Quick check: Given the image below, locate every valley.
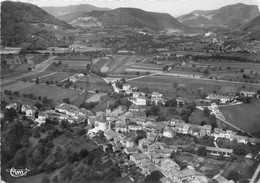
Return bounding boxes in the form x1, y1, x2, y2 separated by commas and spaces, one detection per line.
1, 1, 260, 183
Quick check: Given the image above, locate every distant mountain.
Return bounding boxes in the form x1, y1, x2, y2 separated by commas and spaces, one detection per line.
68, 8, 185, 30
42, 4, 110, 19
241, 15, 260, 31
1, 1, 72, 48
177, 3, 259, 28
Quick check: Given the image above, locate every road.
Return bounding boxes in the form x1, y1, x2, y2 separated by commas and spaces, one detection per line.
1, 56, 57, 85
114, 71, 260, 86
250, 163, 260, 183
34, 56, 57, 72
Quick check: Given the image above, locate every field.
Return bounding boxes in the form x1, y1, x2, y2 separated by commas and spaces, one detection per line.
86, 93, 106, 102
71, 92, 94, 106
18, 71, 54, 81
39, 72, 74, 83
19, 85, 81, 104
220, 102, 260, 138
190, 109, 211, 125
127, 75, 260, 98
1, 82, 35, 91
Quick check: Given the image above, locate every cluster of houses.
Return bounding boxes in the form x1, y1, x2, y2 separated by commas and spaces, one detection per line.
4, 103, 93, 125
3, 98, 259, 183
206, 94, 236, 104
103, 77, 166, 106
67, 73, 85, 83
82, 101, 260, 182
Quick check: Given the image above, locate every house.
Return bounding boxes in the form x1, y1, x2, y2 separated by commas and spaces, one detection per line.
128, 125, 142, 131
212, 174, 235, 183
129, 103, 145, 112
151, 92, 162, 98
124, 147, 139, 154
133, 92, 140, 98
236, 135, 249, 144
6, 103, 18, 110
163, 128, 175, 138
55, 103, 79, 116
115, 122, 128, 133
104, 129, 118, 141
36, 111, 48, 124
160, 159, 181, 174
126, 138, 135, 147
155, 149, 174, 158
130, 153, 147, 165
106, 105, 127, 117
206, 146, 233, 157
240, 91, 255, 97
147, 132, 157, 143
136, 96, 147, 105
170, 118, 185, 126
139, 138, 149, 151
123, 84, 131, 91
170, 169, 199, 183
125, 89, 133, 95
21, 105, 37, 117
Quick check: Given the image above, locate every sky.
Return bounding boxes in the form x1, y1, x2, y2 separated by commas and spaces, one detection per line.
3, 0, 260, 16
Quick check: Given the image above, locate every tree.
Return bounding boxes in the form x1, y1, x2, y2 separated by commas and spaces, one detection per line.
135, 71, 140, 75
41, 176, 50, 183
200, 121, 207, 126
45, 81, 50, 85
52, 175, 59, 183
197, 146, 207, 156
240, 68, 244, 73
97, 130, 104, 138
145, 71, 150, 75
36, 77, 39, 84
79, 149, 89, 159
144, 170, 163, 183
233, 144, 249, 156
4, 108, 17, 121
173, 82, 178, 88
162, 65, 169, 71
13, 91, 19, 96
73, 85, 77, 89
32, 127, 41, 138
63, 98, 70, 104
32, 148, 44, 166
60, 163, 74, 180
67, 152, 79, 164
167, 107, 179, 115
227, 66, 231, 70
209, 114, 217, 130
203, 107, 211, 117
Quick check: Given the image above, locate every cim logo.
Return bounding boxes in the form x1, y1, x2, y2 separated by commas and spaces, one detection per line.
6, 167, 30, 177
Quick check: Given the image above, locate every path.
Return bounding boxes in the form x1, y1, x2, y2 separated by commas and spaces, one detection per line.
34, 56, 57, 72
1, 56, 57, 85
126, 71, 162, 82
250, 163, 260, 183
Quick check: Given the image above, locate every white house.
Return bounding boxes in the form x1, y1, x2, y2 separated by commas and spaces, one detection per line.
133, 92, 140, 98
123, 84, 131, 91
6, 103, 18, 110
163, 128, 175, 138
36, 111, 48, 124
136, 96, 147, 105
21, 105, 37, 117
151, 92, 162, 98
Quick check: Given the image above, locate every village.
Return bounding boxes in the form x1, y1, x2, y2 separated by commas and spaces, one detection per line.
2, 77, 260, 183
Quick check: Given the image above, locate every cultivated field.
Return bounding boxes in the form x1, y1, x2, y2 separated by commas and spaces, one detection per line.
39, 72, 74, 83
220, 102, 260, 138
19, 85, 81, 104
1, 82, 35, 91
86, 93, 106, 102
128, 75, 260, 97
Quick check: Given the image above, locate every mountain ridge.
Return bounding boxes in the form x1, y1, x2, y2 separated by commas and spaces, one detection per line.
64, 7, 186, 30
177, 3, 259, 28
